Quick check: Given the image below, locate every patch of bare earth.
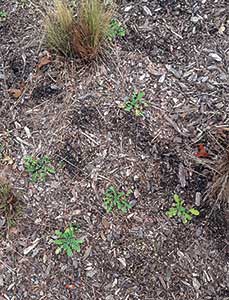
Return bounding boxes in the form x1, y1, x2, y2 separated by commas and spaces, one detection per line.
0, 0, 228, 299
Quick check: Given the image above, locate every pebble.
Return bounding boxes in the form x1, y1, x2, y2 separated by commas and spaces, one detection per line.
86, 269, 97, 278
199, 76, 208, 83
139, 74, 146, 81
143, 6, 152, 16
0, 275, 4, 287
191, 16, 200, 23
124, 6, 132, 12
195, 226, 202, 238
192, 277, 201, 290
0, 217, 5, 228
106, 296, 114, 300
159, 73, 166, 83
209, 53, 222, 62
195, 192, 201, 206
165, 64, 182, 79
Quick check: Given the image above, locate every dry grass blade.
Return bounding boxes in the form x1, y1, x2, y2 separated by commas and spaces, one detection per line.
210, 150, 229, 203
0, 179, 19, 229
45, 0, 74, 56
72, 0, 113, 59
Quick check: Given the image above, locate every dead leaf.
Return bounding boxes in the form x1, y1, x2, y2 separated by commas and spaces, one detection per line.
8, 83, 25, 99
65, 284, 76, 289
134, 189, 140, 198
2, 155, 14, 165
102, 217, 110, 229
83, 245, 92, 260
219, 23, 225, 34
23, 238, 40, 255
194, 144, 209, 158
9, 227, 18, 235
8, 88, 22, 98
37, 54, 51, 69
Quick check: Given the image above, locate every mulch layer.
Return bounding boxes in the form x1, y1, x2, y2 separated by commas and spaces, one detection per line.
0, 0, 228, 299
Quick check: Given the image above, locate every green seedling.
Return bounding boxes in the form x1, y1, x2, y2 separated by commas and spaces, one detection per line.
103, 186, 132, 213
53, 226, 84, 257
0, 10, 7, 20
24, 155, 55, 182
122, 91, 147, 116
107, 19, 125, 40
166, 194, 200, 224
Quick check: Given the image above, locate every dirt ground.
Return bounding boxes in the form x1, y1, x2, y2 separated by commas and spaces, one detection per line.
0, 0, 228, 299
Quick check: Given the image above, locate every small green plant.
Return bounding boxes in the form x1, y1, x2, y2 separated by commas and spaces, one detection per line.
0, 10, 7, 21
52, 226, 84, 256
24, 155, 55, 182
122, 91, 147, 117
166, 194, 200, 224
107, 19, 125, 40
103, 186, 132, 213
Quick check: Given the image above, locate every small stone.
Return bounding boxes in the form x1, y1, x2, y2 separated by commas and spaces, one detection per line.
195, 192, 201, 206
215, 102, 224, 109
117, 257, 127, 268
179, 163, 186, 188
72, 259, 78, 269
191, 16, 200, 23
106, 296, 114, 300
124, 6, 132, 12
192, 277, 201, 290
134, 189, 140, 198
86, 269, 97, 278
50, 84, 60, 90
209, 53, 222, 62
159, 73, 166, 83
129, 199, 137, 208
195, 227, 202, 237
0, 217, 5, 228
0, 275, 4, 287
219, 73, 227, 81
143, 6, 152, 16
199, 76, 208, 83
188, 73, 198, 82
139, 74, 146, 81
134, 175, 139, 182
166, 65, 182, 78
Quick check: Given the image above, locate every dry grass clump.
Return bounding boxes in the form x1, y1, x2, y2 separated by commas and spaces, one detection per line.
46, 0, 74, 56
210, 150, 229, 202
0, 179, 19, 229
45, 0, 113, 59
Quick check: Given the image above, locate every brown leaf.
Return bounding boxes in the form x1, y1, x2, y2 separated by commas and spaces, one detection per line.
8, 88, 23, 98
65, 284, 76, 289
194, 144, 209, 158
8, 83, 25, 99
37, 54, 51, 69
9, 226, 18, 235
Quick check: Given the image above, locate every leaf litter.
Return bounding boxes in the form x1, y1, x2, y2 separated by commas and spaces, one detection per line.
0, 0, 228, 299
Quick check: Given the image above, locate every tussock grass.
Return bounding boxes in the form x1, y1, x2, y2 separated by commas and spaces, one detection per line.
72, 0, 113, 59
0, 179, 19, 228
45, 0, 114, 59
211, 150, 229, 202
46, 0, 74, 56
